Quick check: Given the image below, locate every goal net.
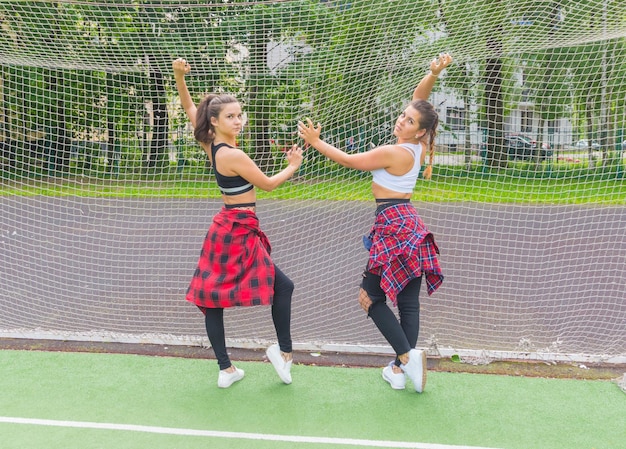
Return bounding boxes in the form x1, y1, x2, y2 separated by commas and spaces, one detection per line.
1, 0, 625, 364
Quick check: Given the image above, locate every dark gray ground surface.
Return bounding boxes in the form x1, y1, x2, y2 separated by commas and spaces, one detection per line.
1, 196, 625, 359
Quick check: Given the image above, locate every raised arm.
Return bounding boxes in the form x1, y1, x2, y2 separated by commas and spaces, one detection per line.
412, 53, 453, 101
172, 58, 198, 127
228, 144, 304, 192
297, 119, 395, 172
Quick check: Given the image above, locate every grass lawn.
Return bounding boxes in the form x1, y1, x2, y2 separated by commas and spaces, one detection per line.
2, 160, 625, 205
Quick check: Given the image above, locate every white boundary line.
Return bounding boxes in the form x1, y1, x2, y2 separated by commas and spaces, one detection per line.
0, 416, 501, 449
1, 329, 625, 364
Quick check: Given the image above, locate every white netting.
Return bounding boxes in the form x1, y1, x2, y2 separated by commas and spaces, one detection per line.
1, 0, 625, 363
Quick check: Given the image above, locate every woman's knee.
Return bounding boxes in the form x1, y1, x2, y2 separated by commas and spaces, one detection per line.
275, 275, 294, 298
396, 277, 422, 316
359, 271, 386, 313
358, 288, 373, 313
274, 265, 294, 293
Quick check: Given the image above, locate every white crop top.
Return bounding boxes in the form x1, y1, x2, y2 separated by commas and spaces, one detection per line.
371, 143, 422, 193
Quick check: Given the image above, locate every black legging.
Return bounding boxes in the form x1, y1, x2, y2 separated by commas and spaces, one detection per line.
204, 264, 294, 370
361, 271, 422, 366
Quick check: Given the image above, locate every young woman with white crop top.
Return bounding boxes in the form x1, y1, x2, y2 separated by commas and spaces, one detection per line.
173, 58, 303, 389
298, 53, 452, 393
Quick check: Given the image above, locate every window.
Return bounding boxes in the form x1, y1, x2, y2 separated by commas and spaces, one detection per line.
547, 119, 559, 134
447, 107, 465, 129
521, 110, 533, 133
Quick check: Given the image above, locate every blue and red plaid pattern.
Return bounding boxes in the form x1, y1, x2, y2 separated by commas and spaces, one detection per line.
186, 208, 275, 309
366, 203, 443, 304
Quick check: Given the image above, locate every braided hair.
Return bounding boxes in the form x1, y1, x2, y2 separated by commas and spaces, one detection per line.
409, 99, 438, 180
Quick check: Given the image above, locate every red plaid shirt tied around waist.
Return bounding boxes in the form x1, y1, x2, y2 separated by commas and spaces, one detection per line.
366, 203, 444, 304
186, 208, 275, 309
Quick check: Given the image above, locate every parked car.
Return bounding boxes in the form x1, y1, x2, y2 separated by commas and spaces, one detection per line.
574, 139, 600, 150
505, 134, 553, 161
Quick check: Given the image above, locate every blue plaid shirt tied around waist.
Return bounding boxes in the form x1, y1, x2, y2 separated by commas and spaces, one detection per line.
366, 203, 443, 305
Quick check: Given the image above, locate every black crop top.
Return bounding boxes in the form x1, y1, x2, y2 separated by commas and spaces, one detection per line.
211, 142, 253, 196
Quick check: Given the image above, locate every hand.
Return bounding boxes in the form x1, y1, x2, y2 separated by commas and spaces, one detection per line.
297, 118, 322, 145
172, 58, 191, 76
422, 165, 432, 180
284, 143, 304, 169
430, 53, 453, 76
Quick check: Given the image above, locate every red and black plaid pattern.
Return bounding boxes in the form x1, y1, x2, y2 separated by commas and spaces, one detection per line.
186, 208, 275, 309
366, 203, 444, 304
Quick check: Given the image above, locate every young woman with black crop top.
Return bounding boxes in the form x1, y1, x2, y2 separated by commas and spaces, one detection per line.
298, 53, 452, 393
173, 58, 303, 388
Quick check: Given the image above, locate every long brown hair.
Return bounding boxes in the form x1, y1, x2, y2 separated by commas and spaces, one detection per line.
409, 99, 438, 180
194, 93, 239, 144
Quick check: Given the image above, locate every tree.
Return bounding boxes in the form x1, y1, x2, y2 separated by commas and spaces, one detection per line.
146, 67, 169, 170
226, 1, 334, 170
298, 0, 439, 159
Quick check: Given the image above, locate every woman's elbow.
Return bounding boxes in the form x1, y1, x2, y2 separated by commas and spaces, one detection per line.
255, 180, 278, 192
342, 160, 366, 171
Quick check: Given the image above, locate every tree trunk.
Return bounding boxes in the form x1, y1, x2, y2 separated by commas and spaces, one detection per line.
0, 67, 5, 142
48, 69, 72, 175
533, 116, 545, 170
147, 68, 169, 172
586, 98, 595, 168
106, 72, 116, 174
484, 31, 506, 169
462, 64, 472, 168
248, 25, 273, 172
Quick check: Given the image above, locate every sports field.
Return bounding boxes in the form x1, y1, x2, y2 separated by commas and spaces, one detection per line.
1, 348, 624, 449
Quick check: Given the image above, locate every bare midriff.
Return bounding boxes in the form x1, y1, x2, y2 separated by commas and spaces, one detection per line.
371, 182, 412, 202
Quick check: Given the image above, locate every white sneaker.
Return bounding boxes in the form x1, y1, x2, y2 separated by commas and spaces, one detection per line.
266, 344, 292, 384
217, 367, 244, 388
400, 349, 427, 393
382, 361, 406, 390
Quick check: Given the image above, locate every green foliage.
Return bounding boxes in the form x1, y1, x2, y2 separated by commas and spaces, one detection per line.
1, 0, 625, 180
